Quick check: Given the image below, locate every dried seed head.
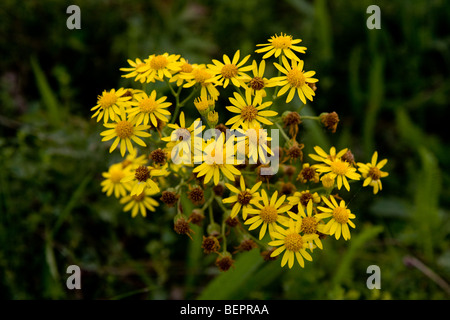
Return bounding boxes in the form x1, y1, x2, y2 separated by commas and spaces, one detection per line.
134, 166, 150, 182
215, 252, 235, 272
189, 209, 205, 226
225, 216, 239, 228
320, 112, 340, 133
341, 149, 356, 166
160, 190, 179, 207
173, 215, 194, 240
286, 143, 304, 162
201, 236, 220, 254
150, 148, 167, 165
280, 182, 296, 196
234, 239, 258, 253
188, 186, 205, 205
212, 183, 225, 197
261, 248, 278, 261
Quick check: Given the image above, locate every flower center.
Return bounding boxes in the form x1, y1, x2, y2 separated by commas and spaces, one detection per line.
237, 191, 253, 205
150, 55, 168, 70
301, 167, 316, 181
249, 77, 265, 91
139, 98, 158, 113
301, 217, 317, 234
132, 192, 146, 202
175, 128, 191, 141
287, 69, 306, 88
241, 105, 258, 122
271, 35, 292, 49
99, 92, 117, 109
284, 233, 303, 251
192, 68, 211, 84
368, 167, 381, 180
110, 168, 125, 184
115, 121, 134, 139
260, 206, 278, 224
134, 165, 150, 182
180, 62, 193, 73
299, 192, 313, 207
221, 64, 238, 79
333, 207, 349, 224
330, 160, 350, 176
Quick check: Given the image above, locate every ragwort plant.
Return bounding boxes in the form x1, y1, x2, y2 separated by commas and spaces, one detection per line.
92, 33, 389, 270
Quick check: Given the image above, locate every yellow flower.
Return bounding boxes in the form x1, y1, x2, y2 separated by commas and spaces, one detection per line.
272, 56, 318, 104
121, 164, 168, 196
234, 125, 272, 165
91, 88, 132, 123
193, 96, 214, 116
357, 151, 389, 194
316, 195, 356, 240
120, 189, 159, 218
268, 218, 318, 268
288, 200, 326, 249
245, 190, 292, 240
309, 146, 347, 163
315, 158, 361, 191
222, 176, 262, 220
100, 112, 151, 157
225, 90, 277, 130
101, 163, 133, 198
120, 149, 148, 169
120, 58, 149, 83
127, 90, 172, 127
169, 58, 197, 86
255, 33, 307, 61
287, 190, 320, 207
242, 60, 279, 105
138, 53, 182, 83
179, 64, 220, 101
162, 111, 204, 165
208, 50, 253, 88
192, 133, 241, 185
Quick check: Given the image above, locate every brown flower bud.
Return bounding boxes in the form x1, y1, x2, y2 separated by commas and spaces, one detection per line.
320, 112, 339, 133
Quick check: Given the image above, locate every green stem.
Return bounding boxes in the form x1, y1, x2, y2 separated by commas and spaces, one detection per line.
275, 121, 290, 142
300, 115, 319, 120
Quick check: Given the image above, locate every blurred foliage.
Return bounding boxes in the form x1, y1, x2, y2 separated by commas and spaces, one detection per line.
1, 0, 449, 299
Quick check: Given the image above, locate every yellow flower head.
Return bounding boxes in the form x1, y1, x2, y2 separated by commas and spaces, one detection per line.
255, 33, 307, 61
169, 58, 197, 86
208, 50, 253, 88
245, 190, 292, 240
91, 88, 132, 123
127, 90, 172, 127
225, 90, 277, 130
268, 218, 318, 268
120, 58, 149, 83
100, 112, 151, 157
179, 64, 220, 101
272, 56, 318, 104
121, 164, 168, 196
316, 195, 356, 240
120, 188, 159, 218
242, 60, 279, 105
357, 151, 389, 194
223, 176, 262, 220
101, 163, 133, 198
138, 53, 182, 83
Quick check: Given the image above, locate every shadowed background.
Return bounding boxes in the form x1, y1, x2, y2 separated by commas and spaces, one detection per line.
0, 0, 449, 299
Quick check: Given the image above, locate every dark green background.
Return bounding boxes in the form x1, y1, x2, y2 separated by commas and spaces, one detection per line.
0, 0, 449, 299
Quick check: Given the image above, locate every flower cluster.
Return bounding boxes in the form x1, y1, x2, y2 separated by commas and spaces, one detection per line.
92, 33, 389, 270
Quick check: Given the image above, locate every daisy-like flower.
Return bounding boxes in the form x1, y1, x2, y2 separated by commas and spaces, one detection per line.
120, 149, 148, 169
138, 53, 182, 83
121, 164, 168, 196
208, 50, 253, 88
242, 60, 279, 105
120, 58, 149, 83
101, 163, 133, 198
268, 218, 318, 268
234, 125, 272, 165
255, 33, 307, 61
357, 151, 389, 194
192, 133, 241, 185
225, 90, 277, 130
316, 195, 356, 240
287, 190, 320, 208
289, 200, 326, 249
162, 111, 204, 165
120, 189, 159, 218
100, 112, 151, 157
179, 64, 220, 101
272, 56, 318, 104
91, 88, 132, 123
245, 190, 292, 240
309, 146, 347, 163
169, 58, 197, 87
222, 175, 262, 220
315, 157, 361, 191
127, 90, 172, 127
297, 163, 320, 184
